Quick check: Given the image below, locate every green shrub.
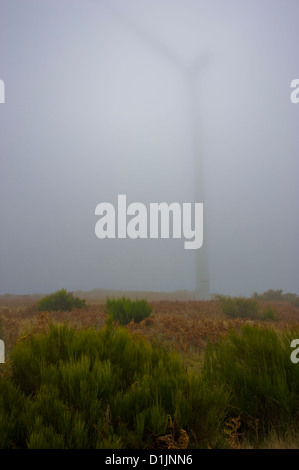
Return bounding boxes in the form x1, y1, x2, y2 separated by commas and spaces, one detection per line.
0, 376, 28, 448
0, 321, 229, 449
219, 297, 258, 319
253, 289, 283, 301
260, 306, 278, 322
253, 289, 299, 306
37, 289, 86, 312
105, 297, 152, 325
290, 296, 299, 308
203, 324, 299, 441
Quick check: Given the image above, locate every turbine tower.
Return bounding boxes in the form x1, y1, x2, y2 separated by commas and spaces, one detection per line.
101, 1, 210, 300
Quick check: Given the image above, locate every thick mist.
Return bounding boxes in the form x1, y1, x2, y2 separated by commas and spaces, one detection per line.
0, 0, 298, 296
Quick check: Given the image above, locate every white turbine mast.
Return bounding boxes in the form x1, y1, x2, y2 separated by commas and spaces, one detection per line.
101, 1, 211, 300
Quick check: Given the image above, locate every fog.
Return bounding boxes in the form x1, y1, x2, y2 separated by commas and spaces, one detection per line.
0, 0, 298, 297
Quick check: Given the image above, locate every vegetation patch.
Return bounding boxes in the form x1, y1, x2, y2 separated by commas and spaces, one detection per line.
105, 297, 152, 325
37, 289, 86, 312
1, 295, 299, 449
218, 296, 258, 319
0, 319, 229, 449
203, 323, 299, 444
253, 289, 299, 307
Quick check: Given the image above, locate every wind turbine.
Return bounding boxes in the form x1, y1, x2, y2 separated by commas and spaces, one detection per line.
100, 1, 211, 300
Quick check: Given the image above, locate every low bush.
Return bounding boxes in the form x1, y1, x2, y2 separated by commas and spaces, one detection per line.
37, 289, 86, 312
253, 289, 299, 306
252, 289, 283, 301
0, 320, 229, 449
260, 306, 278, 322
290, 297, 299, 308
105, 297, 152, 325
203, 324, 299, 442
219, 297, 258, 319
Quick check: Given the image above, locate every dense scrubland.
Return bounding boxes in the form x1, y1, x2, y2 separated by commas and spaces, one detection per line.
0, 290, 299, 449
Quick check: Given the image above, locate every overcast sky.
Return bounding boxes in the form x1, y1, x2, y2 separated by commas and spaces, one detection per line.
0, 0, 298, 297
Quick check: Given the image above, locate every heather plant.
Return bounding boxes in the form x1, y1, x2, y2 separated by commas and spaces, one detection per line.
260, 306, 278, 322
252, 289, 283, 301
0, 319, 229, 449
253, 289, 299, 306
37, 289, 86, 312
290, 296, 299, 308
105, 296, 152, 324
219, 296, 258, 319
203, 324, 299, 442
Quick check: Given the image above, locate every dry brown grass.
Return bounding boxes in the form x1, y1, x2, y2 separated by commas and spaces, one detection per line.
242, 428, 299, 449
0, 296, 298, 449
1, 298, 298, 360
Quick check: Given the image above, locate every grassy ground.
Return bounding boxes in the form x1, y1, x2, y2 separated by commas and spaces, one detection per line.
1, 297, 299, 448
